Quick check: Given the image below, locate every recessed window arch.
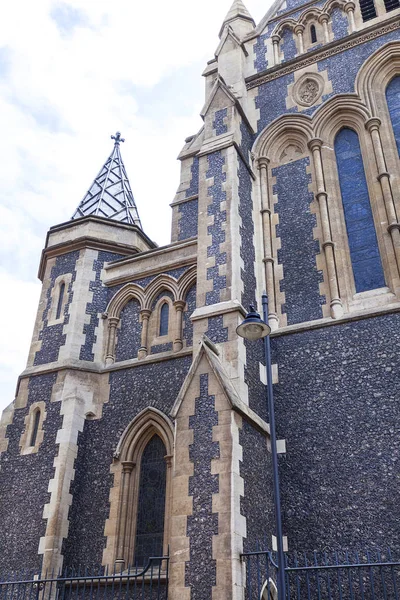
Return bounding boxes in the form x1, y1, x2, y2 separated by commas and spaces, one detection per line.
30, 409, 41, 447
334, 127, 385, 293
386, 76, 400, 157
310, 24, 317, 43
159, 303, 169, 337
55, 282, 66, 320
106, 409, 173, 570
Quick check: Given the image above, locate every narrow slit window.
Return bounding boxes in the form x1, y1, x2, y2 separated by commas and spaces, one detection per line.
159, 303, 169, 337
310, 24, 317, 43
30, 410, 41, 447
56, 282, 65, 320
359, 0, 377, 20
383, 0, 400, 11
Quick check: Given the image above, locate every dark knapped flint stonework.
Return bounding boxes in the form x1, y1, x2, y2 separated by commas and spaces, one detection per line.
186, 157, 199, 198
63, 357, 192, 569
0, 373, 60, 575
331, 8, 349, 39
272, 313, 400, 552
206, 151, 227, 306
238, 153, 267, 418
213, 108, 228, 136
186, 374, 219, 600
80, 251, 125, 362
206, 316, 228, 344
178, 199, 199, 241
115, 299, 142, 362
240, 421, 273, 553
281, 29, 297, 62
34, 251, 80, 366
273, 157, 325, 325
256, 31, 400, 133
183, 284, 196, 348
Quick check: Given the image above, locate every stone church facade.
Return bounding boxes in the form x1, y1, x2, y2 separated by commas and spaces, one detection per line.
0, 0, 400, 598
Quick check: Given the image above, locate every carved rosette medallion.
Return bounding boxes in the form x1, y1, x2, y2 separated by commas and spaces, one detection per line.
293, 73, 325, 107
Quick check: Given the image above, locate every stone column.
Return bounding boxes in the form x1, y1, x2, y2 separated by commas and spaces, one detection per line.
115, 461, 135, 570
319, 13, 330, 42
344, 1, 356, 32
173, 301, 186, 352
138, 309, 151, 360
272, 35, 281, 66
308, 139, 344, 318
366, 118, 400, 275
105, 317, 120, 365
258, 158, 279, 330
294, 25, 305, 54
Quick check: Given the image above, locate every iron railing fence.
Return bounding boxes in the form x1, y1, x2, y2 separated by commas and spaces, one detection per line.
0, 557, 169, 600
242, 548, 400, 600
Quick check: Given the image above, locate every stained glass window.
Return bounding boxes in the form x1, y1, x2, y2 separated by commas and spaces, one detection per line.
30, 410, 41, 447
56, 283, 65, 320
335, 128, 385, 293
134, 435, 167, 566
159, 303, 169, 337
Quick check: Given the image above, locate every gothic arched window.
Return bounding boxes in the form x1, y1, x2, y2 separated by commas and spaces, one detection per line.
386, 76, 400, 157
30, 409, 41, 447
56, 282, 65, 320
159, 303, 169, 337
310, 24, 317, 43
134, 435, 167, 566
335, 128, 385, 293
359, 0, 377, 20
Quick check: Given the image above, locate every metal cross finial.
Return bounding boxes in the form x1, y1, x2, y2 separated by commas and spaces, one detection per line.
111, 131, 125, 145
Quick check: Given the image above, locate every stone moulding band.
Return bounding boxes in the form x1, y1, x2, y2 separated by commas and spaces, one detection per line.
246, 18, 400, 90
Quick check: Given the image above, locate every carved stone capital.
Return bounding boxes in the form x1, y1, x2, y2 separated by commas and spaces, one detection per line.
140, 309, 152, 320
257, 157, 270, 170
344, 1, 356, 11
308, 137, 324, 152
108, 317, 120, 328
365, 117, 382, 132
173, 300, 187, 311
294, 24, 305, 35
122, 461, 135, 474
272, 35, 281, 44
318, 12, 330, 23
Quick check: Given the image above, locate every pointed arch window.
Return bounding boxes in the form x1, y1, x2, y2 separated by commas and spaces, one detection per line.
159, 303, 169, 337
310, 24, 317, 43
56, 282, 65, 320
386, 76, 400, 157
30, 409, 41, 447
335, 128, 385, 293
134, 435, 167, 566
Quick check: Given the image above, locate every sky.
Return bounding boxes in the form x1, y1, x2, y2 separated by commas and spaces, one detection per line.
0, 0, 272, 416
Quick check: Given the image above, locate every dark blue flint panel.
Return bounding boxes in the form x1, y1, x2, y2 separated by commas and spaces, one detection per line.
115, 299, 142, 362
335, 128, 385, 293
386, 76, 400, 157
273, 157, 325, 325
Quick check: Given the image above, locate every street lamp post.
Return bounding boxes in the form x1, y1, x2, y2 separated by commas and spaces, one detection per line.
236, 293, 286, 600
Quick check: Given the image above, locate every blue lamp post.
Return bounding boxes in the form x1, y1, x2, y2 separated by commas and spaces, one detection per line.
236, 293, 286, 600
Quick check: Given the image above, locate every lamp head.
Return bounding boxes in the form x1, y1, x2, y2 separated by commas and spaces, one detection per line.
236, 305, 271, 341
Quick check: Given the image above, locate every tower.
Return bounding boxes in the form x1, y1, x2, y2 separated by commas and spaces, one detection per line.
1, 0, 400, 599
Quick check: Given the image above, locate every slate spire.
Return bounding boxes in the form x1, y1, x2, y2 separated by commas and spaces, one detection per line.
71, 132, 142, 228
219, 0, 255, 36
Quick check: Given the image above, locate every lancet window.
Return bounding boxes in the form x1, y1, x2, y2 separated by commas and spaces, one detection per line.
56, 282, 65, 320
159, 303, 169, 337
30, 409, 41, 447
334, 128, 385, 293
310, 24, 317, 43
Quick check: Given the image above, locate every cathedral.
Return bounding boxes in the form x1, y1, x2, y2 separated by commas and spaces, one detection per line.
1, 0, 400, 598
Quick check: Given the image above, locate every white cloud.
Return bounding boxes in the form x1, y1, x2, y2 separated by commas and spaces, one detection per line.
0, 0, 271, 415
